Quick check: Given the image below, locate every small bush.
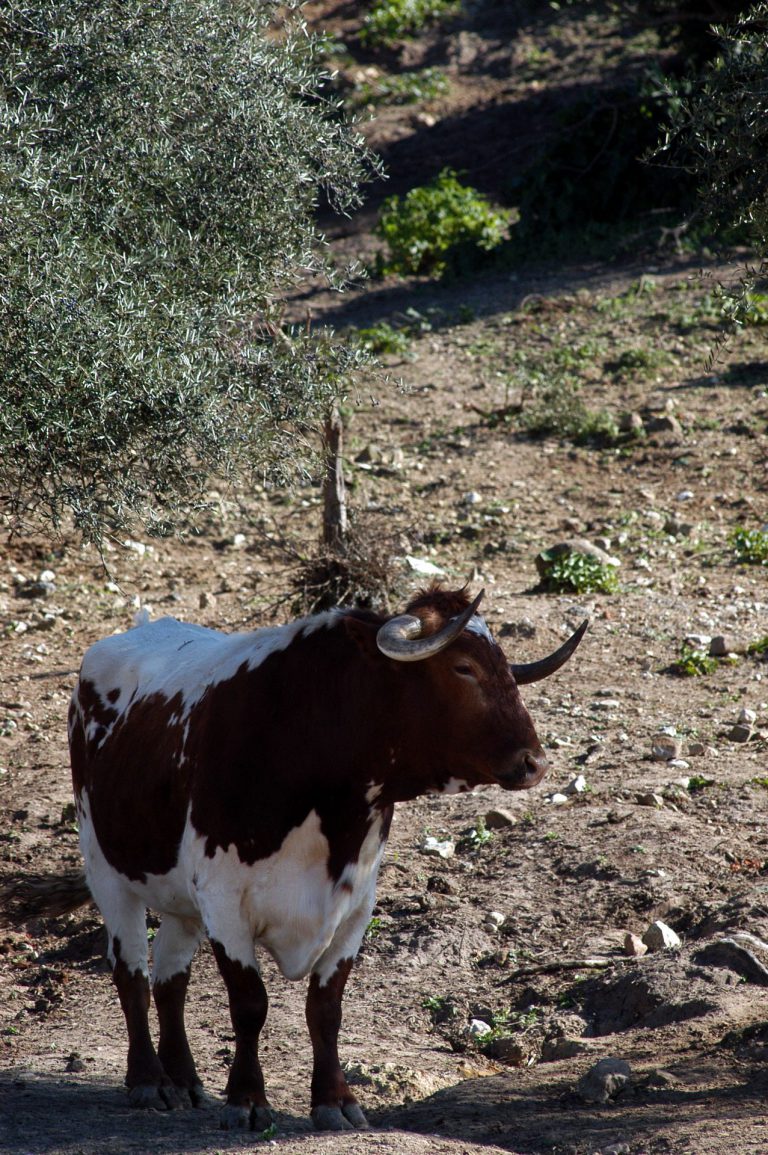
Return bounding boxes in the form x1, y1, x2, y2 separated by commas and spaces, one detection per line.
360, 0, 461, 48
375, 169, 512, 278
732, 527, 768, 566
351, 67, 449, 107
352, 321, 412, 355
672, 645, 718, 677
539, 552, 619, 594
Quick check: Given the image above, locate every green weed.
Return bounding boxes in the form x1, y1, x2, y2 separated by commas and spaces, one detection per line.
376, 168, 511, 278
672, 645, 718, 677
360, 0, 461, 48
539, 552, 619, 594
353, 321, 412, 355
732, 527, 768, 566
352, 67, 449, 107
748, 636, 768, 657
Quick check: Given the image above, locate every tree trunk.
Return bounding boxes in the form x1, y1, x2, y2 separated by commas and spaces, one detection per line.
322, 405, 347, 551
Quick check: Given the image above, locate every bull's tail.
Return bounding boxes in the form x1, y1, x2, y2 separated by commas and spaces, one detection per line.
0, 870, 92, 927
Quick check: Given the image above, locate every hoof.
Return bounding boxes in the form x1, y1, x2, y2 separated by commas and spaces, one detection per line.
312, 1103, 370, 1131
128, 1082, 184, 1110
188, 1082, 217, 1109
220, 1102, 274, 1131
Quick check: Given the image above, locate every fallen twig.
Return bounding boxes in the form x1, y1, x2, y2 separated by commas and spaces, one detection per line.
497, 956, 620, 986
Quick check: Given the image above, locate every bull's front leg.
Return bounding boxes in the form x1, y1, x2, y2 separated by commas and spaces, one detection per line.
210, 940, 274, 1131
306, 956, 370, 1131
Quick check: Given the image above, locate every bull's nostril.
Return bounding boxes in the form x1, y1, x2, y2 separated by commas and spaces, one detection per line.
523, 750, 548, 781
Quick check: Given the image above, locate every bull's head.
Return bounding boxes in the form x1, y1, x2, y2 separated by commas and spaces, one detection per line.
373, 588, 587, 794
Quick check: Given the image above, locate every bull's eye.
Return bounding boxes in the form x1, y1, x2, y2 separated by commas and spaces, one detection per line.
454, 662, 477, 679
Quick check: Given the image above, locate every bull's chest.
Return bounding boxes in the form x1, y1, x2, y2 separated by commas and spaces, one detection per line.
184, 808, 387, 981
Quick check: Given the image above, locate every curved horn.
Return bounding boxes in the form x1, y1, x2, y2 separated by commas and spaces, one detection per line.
377, 590, 485, 663
510, 619, 589, 685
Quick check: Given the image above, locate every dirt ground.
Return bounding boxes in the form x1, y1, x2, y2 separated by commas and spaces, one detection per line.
2, 4, 768, 1155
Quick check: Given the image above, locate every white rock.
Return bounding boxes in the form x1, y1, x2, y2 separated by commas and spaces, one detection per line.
549, 793, 569, 806
406, 556, 446, 576
484, 911, 505, 929
668, 758, 690, 770
38, 569, 56, 583
738, 707, 757, 725
467, 1019, 493, 1039
421, 836, 455, 859
564, 775, 588, 795
123, 539, 147, 556
642, 921, 681, 951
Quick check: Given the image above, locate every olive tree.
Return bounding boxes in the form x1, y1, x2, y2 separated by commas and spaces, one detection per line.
658, 3, 768, 318
0, 0, 377, 543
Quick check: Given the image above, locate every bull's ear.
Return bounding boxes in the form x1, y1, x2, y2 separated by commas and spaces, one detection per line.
343, 615, 382, 661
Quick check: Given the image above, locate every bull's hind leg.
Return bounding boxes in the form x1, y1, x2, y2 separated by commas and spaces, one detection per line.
151, 913, 208, 1107
210, 940, 274, 1131
99, 891, 184, 1109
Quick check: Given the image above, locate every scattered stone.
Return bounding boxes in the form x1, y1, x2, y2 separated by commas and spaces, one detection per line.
637, 793, 664, 808
461, 491, 482, 506
623, 933, 648, 958
728, 723, 753, 743
642, 921, 681, 952
667, 758, 690, 771
693, 933, 768, 985
549, 793, 569, 806
199, 591, 213, 609
651, 734, 682, 761
577, 1057, 632, 1104
564, 775, 588, 795
688, 742, 707, 757
709, 635, 748, 657
738, 707, 757, 725
484, 1036, 526, 1065
65, 1053, 85, 1073
484, 808, 516, 829
467, 1019, 492, 1039
541, 1036, 589, 1061
645, 413, 682, 437
619, 411, 644, 434
499, 617, 536, 639
421, 836, 455, 859
684, 633, 712, 649
483, 911, 506, 931
592, 699, 621, 711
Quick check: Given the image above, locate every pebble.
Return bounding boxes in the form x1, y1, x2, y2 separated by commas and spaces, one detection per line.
483, 910, 505, 930
623, 933, 648, 958
564, 775, 588, 795
710, 635, 747, 657
728, 723, 753, 743
651, 734, 682, 761
421, 836, 455, 859
687, 742, 707, 757
484, 808, 516, 829
738, 707, 757, 725
549, 793, 569, 806
667, 758, 690, 771
577, 1057, 632, 1104
642, 920, 681, 951
684, 633, 712, 649
592, 699, 621, 711
199, 591, 213, 609
14, 581, 55, 600
467, 1019, 492, 1039
637, 793, 664, 808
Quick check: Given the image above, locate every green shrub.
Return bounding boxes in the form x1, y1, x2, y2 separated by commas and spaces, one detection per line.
732, 527, 768, 565
353, 321, 412, 355
672, 645, 718, 677
360, 0, 461, 48
351, 67, 450, 107
376, 169, 512, 278
539, 552, 620, 594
